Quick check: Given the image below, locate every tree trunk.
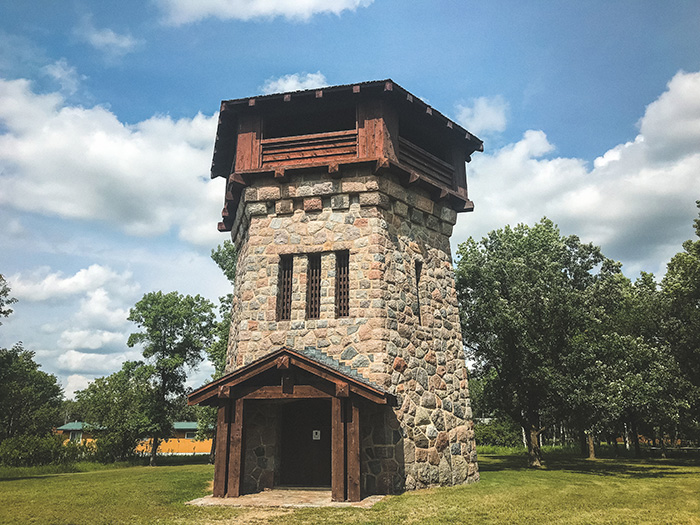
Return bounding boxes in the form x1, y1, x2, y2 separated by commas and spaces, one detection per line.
586, 432, 596, 459
623, 423, 630, 450
149, 436, 160, 466
579, 431, 587, 456
630, 419, 642, 458
524, 425, 543, 467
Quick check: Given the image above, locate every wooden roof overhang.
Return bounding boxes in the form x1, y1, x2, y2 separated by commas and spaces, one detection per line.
210, 79, 484, 232
188, 347, 395, 407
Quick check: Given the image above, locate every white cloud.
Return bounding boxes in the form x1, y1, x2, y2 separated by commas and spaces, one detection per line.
455, 95, 508, 137
9, 264, 137, 302
58, 329, 126, 351
64, 374, 91, 399
260, 71, 328, 95
74, 17, 142, 59
455, 70, 700, 278
42, 58, 84, 96
75, 288, 131, 330
157, 0, 373, 25
0, 78, 223, 246
57, 348, 142, 374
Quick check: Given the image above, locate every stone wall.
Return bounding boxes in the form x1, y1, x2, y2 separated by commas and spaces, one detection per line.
242, 401, 279, 494
227, 165, 478, 492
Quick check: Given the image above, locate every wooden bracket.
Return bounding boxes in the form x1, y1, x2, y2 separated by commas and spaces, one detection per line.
276, 355, 290, 370
335, 382, 349, 398
218, 385, 231, 398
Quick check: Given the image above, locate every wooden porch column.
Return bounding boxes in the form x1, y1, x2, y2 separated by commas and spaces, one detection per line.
331, 396, 346, 502
347, 398, 361, 502
213, 399, 230, 497
226, 397, 244, 497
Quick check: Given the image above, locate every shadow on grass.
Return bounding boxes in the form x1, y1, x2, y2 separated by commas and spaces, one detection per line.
479, 453, 700, 479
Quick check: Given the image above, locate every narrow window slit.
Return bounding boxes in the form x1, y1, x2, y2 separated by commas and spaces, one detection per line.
306, 253, 322, 319
415, 260, 423, 325
277, 255, 293, 321
335, 250, 349, 317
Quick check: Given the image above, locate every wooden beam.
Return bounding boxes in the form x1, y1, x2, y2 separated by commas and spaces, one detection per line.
346, 398, 361, 502
331, 397, 345, 502
212, 399, 229, 497
226, 398, 243, 497
241, 385, 332, 400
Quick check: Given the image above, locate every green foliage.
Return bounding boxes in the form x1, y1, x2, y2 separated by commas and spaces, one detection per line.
456, 218, 608, 465
76, 361, 154, 462
663, 200, 700, 420
0, 274, 17, 323
210, 239, 237, 286
0, 343, 63, 440
127, 291, 215, 464
474, 418, 523, 447
0, 434, 92, 467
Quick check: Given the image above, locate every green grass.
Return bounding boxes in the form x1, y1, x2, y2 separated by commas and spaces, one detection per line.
1, 454, 699, 524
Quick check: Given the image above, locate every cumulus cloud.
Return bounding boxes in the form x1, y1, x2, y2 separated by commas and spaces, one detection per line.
260, 71, 328, 95
455, 95, 508, 137
74, 17, 142, 59
65, 374, 91, 399
157, 0, 373, 25
0, 78, 223, 246
57, 348, 142, 374
9, 264, 137, 302
58, 329, 126, 351
456, 70, 700, 278
42, 58, 84, 96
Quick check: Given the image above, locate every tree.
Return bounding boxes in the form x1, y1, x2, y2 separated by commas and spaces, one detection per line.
76, 361, 153, 461
0, 274, 17, 324
0, 343, 63, 440
456, 218, 607, 467
663, 201, 700, 429
127, 291, 215, 465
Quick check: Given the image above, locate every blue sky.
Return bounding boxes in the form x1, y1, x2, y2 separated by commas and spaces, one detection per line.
1, 0, 699, 398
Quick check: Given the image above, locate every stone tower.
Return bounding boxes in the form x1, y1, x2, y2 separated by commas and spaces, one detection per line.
190, 80, 482, 500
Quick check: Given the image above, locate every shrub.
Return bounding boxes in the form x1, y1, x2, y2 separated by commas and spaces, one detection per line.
0, 435, 94, 467
474, 418, 523, 447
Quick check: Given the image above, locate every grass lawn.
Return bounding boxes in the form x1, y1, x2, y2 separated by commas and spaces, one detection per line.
1, 454, 699, 524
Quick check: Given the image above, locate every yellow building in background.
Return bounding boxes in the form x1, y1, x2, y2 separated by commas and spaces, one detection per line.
56, 421, 212, 455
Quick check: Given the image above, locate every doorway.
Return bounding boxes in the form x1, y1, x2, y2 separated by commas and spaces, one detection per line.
279, 399, 331, 487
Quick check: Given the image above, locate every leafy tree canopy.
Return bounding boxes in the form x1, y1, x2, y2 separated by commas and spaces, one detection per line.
127, 291, 215, 465
0, 343, 63, 440
0, 274, 17, 325
456, 218, 610, 466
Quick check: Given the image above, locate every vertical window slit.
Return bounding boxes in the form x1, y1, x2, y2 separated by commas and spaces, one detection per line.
335, 250, 349, 317
306, 253, 321, 319
415, 260, 423, 325
277, 255, 293, 321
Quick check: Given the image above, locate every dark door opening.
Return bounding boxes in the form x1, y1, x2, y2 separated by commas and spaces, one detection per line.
279, 399, 332, 487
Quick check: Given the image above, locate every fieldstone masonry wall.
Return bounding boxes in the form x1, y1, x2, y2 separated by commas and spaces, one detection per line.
227, 164, 478, 492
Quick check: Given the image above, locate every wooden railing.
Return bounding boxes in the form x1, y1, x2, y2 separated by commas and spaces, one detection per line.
398, 137, 454, 188
261, 129, 358, 167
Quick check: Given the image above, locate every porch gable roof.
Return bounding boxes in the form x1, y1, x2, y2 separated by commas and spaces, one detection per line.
188, 346, 395, 407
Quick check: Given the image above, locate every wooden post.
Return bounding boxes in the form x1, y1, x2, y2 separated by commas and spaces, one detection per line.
331, 396, 346, 502
213, 399, 230, 497
227, 398, 244, 497
347, 398, 361, 502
